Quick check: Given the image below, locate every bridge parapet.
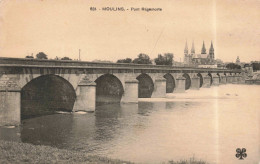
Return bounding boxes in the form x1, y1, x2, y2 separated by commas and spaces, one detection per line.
0, 57, 240, 74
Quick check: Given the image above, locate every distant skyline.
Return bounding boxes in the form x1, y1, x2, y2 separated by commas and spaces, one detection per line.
0, 0, 259, 63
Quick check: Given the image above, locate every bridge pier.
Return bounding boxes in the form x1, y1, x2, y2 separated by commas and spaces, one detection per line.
220, 75, 227, 84
202, 75, 211, 88
226, 75, 232, 83
152, 77, 166, 98
232, 75, 238, 84
237, 75, 242, 84
73, 78, 96, 112
231, 75, 235, 83
121, 77, 138, 103
174, 76, 186, 93
190, 75, 200, 90
212, 74, 220, 86
0, 75, 21, 126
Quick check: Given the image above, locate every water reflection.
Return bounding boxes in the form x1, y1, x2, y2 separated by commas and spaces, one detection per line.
138, 102, 154, 116
0, 85, 259, 164
94, 104, 123, 142
21, 114, 74, 147
0, 126, 21, 142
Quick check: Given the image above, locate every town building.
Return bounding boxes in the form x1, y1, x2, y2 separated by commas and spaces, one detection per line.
236, 56, 240, 64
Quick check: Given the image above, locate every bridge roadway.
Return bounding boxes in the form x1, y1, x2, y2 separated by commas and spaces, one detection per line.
0, 57, 242, 126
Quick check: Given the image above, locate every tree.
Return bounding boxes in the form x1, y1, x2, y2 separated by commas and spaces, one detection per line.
244, 64, 250, 68
154, 54, 164, 65
116, 58, 132, 63
132, 53, 152, 64
251, 62, 260, 71
61, 57, 72, 60
25, 55, 34, 59
154, 53, 174, 66
36, 52, 48, 59
226, 63, 241, 69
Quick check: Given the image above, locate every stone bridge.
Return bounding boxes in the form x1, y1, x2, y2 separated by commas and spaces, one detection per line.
0, 58, 242, 126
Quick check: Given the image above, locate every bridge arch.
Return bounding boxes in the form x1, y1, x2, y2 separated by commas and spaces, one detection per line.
208, 73, 213, 85
182, 73, 191, 90
197, 73, 203, 88
95, 74, 124, 106
163, 73, 175, 93
136, 73, 154, 98
21, 75, 76, 119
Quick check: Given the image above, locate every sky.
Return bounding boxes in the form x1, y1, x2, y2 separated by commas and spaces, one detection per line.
0, 0, 259, 63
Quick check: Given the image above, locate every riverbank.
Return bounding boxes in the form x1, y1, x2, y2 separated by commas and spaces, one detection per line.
0, 140, 207, 164
0, 140, 133, 164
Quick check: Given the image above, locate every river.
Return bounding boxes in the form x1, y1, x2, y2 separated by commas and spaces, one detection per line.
0, 84, 259, 164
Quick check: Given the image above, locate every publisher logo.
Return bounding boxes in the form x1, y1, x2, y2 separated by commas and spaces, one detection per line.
236, 148, 247, 160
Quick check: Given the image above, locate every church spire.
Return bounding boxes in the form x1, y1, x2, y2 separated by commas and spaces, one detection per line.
210, 41, 214, 51
184, 40, 188, 54
191, 40, 195, 54
201, 41, 206, 54
209, 41, 214, 59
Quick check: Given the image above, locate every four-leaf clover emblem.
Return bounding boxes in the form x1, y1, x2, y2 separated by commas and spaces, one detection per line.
236, 148, 247, 160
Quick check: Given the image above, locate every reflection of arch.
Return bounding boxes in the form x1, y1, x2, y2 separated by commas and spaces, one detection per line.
163, 73, 175, 93
138, 102, 154, 116
197, 73, 203, 88
208, 73, 213, 85
182, 73, 191, 90
21, 75, 76, 119
136, 73, 154, 98
95, 74, 124, 106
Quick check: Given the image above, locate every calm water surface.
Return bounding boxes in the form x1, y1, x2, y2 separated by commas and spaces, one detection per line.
1, 84, 260, 164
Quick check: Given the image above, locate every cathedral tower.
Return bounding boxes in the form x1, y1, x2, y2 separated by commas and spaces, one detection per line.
184, 40, 189, 64
191, 40, 195, 55
184, 40, 188, 55
209, 41, 214, 59
201, 41, 207, 54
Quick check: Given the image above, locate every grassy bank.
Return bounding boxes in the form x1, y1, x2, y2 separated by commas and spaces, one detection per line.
168, 158, 207, 164
0, 140, 133, 164
0, 140, 208, 164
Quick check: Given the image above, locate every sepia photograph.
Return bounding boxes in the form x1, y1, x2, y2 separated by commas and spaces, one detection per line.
0, 0, 260, 163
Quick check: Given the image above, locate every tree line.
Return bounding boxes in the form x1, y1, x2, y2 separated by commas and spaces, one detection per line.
225, 63, 241, 69
26, 52, 259, 70
117, 53, 174, 66
26, 52, 72, 60
225, 62, 260, 70
251, 62, 260, 71
26, 52, 175, 66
